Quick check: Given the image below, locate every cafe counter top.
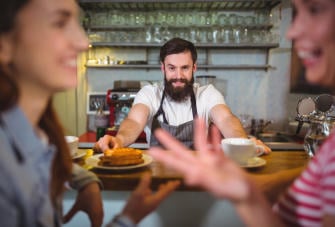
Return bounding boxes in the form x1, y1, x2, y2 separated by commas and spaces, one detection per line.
79, 131, 149, 149
74, 149, 310, 191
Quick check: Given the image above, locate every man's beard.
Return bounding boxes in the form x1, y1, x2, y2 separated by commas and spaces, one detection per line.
164, 74, 194, 102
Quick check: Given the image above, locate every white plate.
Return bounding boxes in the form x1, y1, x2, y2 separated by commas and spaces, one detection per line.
86, 153, 153, 171
240, 157, 266, 168
72, 149, 87, 160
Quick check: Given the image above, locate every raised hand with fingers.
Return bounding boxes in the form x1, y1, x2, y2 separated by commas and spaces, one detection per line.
120, 173, 180, 224
149, 117, 251, 202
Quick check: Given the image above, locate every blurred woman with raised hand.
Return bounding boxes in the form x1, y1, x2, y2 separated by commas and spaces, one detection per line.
149, 0, 335, 226
0, 0, 179, 226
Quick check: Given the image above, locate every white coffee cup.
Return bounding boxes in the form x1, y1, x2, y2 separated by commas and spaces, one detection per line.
221, 138, 264, 165
65, 136, 79, 156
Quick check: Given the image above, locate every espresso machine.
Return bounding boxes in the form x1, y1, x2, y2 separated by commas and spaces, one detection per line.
106, 80, 147, 142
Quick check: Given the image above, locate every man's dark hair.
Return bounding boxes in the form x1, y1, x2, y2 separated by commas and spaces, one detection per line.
160, 37, 197, 63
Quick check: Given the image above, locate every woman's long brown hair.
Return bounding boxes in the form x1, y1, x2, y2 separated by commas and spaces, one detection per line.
0, 0, 72, 206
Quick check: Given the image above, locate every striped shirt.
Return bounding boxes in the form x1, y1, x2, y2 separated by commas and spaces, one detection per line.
274, 132, 335, 226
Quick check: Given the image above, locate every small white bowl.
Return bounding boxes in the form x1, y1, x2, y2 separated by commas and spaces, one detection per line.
65, 136, 79, 156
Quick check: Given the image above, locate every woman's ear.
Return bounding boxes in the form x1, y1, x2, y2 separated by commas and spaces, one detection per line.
0, 34, 14, 64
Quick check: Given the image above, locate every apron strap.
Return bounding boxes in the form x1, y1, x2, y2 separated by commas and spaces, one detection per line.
153, 91, 168, 124
153, 87, 198, 124
190, 91, 198, 118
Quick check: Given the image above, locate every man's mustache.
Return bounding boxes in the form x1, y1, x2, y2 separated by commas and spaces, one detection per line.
169, 78, 188, 83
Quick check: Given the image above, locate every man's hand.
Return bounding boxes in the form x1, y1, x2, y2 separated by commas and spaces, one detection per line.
249, 137, 272, 154
121, 173, 180, 224
93, 135, 123, 152
63, 182, 103, 227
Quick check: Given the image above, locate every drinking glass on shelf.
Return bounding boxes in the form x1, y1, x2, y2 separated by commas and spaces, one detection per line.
153, 24, 162, 43
197, 12, 207, 26
189, 27, 198, 43
186, 12, 196, 26
127, 12, 136, 26
250, 30, 262, 43
166, 12, 175, 26
135, 12, 145, 26
255, 11, 270, 25
119, 31, 130, 43
161, 26, 172, 42
118, 12, 127, 26
179, 31, 190, 42
156, 11, 167, 25
241, 28, 250, 43
232, 27, 241, 44
176, 12, 184, 26
91, 12, 106, 26
227, 13, 237, 26
236, 15, 244, 26
198, 28, 207, 43
211, 26, 220, 44
221, 28, 232, 44
205, 13, 212, 26
108, 11, 120, 26
244, 16, 255, 25
145, 12, 155, 26
107, 31, 117, 43
210, 12, 219, 25
218, 13, 227, 26
205, 28, 214, 43
269, 33, 280, 43
145, 26, 153, 43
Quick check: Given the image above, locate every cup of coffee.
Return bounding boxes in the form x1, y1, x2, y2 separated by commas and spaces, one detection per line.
65, 136, 79, 156
221, 138, 264, 165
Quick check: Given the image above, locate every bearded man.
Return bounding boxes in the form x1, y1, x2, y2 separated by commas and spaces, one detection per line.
94, 38, 270, 152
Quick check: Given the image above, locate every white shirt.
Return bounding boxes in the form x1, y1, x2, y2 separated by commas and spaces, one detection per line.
133, 82, 225, 142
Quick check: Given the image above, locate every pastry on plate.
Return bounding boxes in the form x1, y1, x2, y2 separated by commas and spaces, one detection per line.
99, 147, 144, 166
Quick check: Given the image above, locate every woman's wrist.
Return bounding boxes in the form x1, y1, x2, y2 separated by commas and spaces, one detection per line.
110, 214, 135, 227
234, 181, 283, 227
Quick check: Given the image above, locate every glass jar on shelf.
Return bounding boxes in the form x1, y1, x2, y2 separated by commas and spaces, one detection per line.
152, 24, 162, 43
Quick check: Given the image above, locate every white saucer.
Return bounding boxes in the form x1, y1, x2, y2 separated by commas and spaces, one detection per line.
72, 149, 87, 160
240, 157, 266, 168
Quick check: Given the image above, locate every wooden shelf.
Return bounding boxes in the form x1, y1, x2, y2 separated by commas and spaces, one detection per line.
89, 42, 279, 49
79, 0, 281, 11
85, 64, 275, 70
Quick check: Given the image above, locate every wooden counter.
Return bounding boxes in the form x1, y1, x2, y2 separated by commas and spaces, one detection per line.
75, 150, 310, 191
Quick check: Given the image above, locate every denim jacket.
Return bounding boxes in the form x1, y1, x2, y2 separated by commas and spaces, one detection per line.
0, 106, 102, 227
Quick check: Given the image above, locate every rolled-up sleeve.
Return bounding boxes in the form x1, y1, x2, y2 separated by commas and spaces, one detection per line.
69, 163, 103, 190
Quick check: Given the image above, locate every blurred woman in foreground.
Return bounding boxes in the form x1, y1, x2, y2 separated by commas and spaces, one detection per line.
149, 0, 335, 226
0, 0, 178, 226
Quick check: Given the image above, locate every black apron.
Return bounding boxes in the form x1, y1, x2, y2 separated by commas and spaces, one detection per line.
150, 90, 198, 149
